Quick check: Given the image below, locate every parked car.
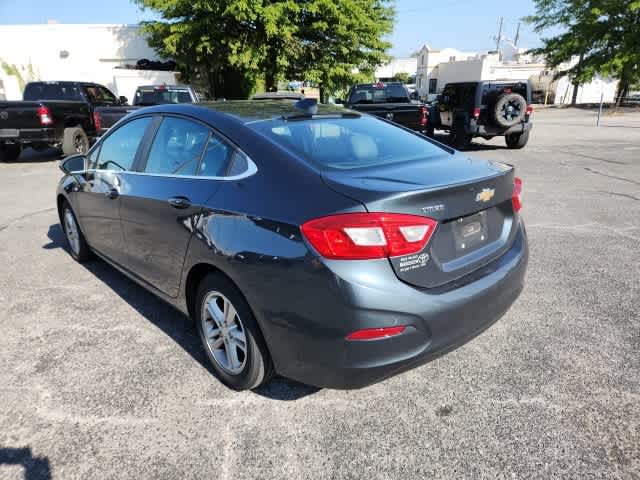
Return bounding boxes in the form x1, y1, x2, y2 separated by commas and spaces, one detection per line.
339, 82, 428, 132
56, 99, 528, 390
94, 84, 212, 135
427, 80, 533, 149
0, 81, 126, 161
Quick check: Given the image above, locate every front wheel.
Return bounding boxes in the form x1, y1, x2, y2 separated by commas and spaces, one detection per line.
195, 273, 274, 390
61, 203, 91, 262
505, 130, 530, 149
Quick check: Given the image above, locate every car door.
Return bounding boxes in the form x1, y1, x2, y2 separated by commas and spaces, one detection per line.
76, 116, 153, 264
119, 115, 235, 297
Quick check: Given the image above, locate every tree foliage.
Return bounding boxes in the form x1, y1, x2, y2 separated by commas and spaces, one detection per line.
525, 0, 640, 102
392, 71, 410, 83
133, 0, 394, 99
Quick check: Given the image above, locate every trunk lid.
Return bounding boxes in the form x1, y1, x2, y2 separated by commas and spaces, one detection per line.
322, 152, 519, 288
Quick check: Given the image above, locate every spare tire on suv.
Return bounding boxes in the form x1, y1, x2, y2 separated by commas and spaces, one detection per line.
493, 92, 527, 128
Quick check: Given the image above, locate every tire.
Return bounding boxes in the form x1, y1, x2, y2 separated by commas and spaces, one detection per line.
0, 144, 21, 162
505, 130, 530, 149
425, 124, 435, 138
62, 126, 89, 156
449, 120, 472, 150
61, 202, 91, 262
195, 273, 274, 390
493, 93, 527, 128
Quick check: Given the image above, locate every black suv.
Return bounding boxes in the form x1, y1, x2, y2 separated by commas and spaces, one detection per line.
427, 80, 533, 149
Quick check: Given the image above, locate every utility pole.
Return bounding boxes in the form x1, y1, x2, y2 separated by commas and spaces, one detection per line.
495, 16, 503, 51
514, 22, 521, 46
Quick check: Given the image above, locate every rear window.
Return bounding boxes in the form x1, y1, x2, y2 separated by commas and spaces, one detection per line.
134, 88, 192, 106
252, 116, 447, 170
347, 84, 409, 104
24, 83, 82, 101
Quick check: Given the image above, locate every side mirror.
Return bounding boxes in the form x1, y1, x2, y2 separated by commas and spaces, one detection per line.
119, 96, 128, 105
410, 91, 419, 100
334, 98, 343, 104
59, 154, 86, 174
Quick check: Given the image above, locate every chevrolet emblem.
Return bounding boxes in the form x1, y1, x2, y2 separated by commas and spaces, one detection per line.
475, 188, 495, 202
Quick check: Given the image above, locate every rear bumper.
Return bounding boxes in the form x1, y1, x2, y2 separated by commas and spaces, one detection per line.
266, 220, 528, 389
0, 127, 59, 145
467, 121, 532, 137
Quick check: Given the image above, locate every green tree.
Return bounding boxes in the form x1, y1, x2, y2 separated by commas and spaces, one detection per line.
290, 0, 395, 101
526, 0, 640, 106
392, 71, 410, 83
133, 0, 394, 100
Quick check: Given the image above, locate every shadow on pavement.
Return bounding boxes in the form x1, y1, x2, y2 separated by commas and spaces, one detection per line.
0, 447, 51, 480
430, 132, 508, 151
7, 147, 60, 163
44, 223, 321, 401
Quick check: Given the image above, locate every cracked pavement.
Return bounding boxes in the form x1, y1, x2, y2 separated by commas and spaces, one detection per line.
0, 108, 639, 479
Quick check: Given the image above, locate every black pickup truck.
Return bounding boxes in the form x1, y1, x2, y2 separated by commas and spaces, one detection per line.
0, 81, 127, 161
339, 82, 428, 132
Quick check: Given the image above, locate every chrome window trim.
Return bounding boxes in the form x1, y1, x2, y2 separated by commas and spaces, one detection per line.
71, 156, 257, 181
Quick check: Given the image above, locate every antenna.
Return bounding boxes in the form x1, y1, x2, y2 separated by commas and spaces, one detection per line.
495, 17, 503, 51
514, 22, 521, 46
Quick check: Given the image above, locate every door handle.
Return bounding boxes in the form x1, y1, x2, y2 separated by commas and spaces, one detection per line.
168, 196, 191, 209
106, 188, 119, 199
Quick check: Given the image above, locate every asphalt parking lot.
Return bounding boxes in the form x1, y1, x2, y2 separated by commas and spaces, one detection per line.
1, 107, 638, 479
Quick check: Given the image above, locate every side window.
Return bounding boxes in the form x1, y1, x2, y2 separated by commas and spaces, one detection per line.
228, 150, 250, 177
95, 117, 151, 171
145, 117, 209, 175
198, 134, 231, 177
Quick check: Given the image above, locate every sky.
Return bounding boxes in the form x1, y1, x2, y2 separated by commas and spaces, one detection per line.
0, 0, 544, 56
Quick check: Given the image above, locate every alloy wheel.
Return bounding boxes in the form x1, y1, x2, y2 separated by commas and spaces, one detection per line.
201, 291, 248, 374
64, 209, 80, 255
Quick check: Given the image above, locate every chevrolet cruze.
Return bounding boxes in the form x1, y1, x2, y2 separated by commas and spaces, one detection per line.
56, 99, 528, 390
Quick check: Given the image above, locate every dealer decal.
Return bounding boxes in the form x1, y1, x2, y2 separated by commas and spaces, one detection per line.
398, 252, 430, 272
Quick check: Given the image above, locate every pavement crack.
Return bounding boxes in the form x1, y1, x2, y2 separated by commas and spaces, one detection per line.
556, 149, 629, 165
582, 167, 640, 186
0, 207, 56, 232
599, 191, 640, 201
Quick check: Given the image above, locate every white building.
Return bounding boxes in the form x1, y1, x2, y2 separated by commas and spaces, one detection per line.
374, 57, 417, 82
0, 24, 178, 102
414, 43, 618, 104
415, 44, 477, 96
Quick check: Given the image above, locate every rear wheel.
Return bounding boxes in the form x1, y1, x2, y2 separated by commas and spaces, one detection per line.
0, 144, 21, 162
61, 202, 91, 262
449, 120, 472, 150
62, 126, 89, 156
195, 273, 274, 390
505, 130, 530, 149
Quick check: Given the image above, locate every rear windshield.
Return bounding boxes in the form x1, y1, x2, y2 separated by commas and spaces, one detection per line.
252, 116, 447, 170
24, 83, 82, 101
347, 84, 409, 104
134, 88, 192, 106
481, 82, 529, 103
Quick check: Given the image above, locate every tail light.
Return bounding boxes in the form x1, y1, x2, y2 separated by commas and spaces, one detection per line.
473, 107, 481, 119
420, 106, 428, 126
301, 212, 437, 260
93, 111, 102, 131
37, 106, 52, 126
346, 326, 405, 341
512, 177, 523, 212
526, 105, 533, 116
